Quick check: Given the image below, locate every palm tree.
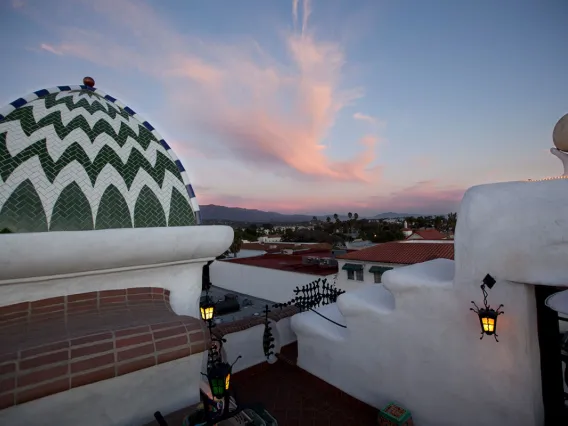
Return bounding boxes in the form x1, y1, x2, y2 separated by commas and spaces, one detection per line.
229, 231, 243, 257
447, 212, 458, 233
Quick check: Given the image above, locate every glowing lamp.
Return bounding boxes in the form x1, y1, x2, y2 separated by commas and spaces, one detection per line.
471, 274, 504, 342
200, 296, 215, 322
207, 362, 232, 399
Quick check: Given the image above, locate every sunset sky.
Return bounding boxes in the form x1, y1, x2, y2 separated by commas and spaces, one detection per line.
1, 0, 567, 216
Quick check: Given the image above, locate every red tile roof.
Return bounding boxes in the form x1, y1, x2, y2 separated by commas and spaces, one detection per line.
241, 242, 332, 253
337, 241, 454, 264
222, 253, 338, 276
407, 229, 446, 240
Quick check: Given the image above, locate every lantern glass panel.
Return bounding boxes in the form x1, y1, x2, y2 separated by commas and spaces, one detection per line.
482, 316, 495, 333
210, 376, 225, 398
200, 305, 214, 321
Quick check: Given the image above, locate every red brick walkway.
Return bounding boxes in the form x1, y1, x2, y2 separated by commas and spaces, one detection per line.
231, 343, 377, 426
145, 343, 378, 426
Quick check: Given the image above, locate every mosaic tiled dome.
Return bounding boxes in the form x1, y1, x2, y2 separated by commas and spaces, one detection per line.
0, 81, 201, 233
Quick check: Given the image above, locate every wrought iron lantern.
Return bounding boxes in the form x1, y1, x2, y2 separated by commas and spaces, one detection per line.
206, 361, 232, 399
200, 292, 216, 322
471, 274, 504, 342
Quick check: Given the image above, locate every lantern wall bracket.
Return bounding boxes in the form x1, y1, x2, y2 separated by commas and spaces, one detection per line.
470, 274, 504, 342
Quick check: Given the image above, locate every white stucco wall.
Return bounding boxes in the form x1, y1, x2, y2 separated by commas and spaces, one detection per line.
234, 249, 266, 258
0, 353, 204, 426
219, 317, 297, 373
291, 179, 568, 426
210, 261, 335, 303
0, 226, 233, 318
335, 259, 403, 292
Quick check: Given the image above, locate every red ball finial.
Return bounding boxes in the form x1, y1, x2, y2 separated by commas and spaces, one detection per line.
83, 76, 95, 87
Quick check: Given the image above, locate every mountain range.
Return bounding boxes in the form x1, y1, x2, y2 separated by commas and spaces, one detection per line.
199, 205, 415, 223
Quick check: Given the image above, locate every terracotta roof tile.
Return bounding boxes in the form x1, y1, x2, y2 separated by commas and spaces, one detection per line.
222, 253, 338, 276
337, 241, 454, 264
407, 229, 446, 240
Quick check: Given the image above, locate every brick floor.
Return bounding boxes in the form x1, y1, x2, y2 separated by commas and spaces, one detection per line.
147, 343, 378, 426
232, 343, 377, 426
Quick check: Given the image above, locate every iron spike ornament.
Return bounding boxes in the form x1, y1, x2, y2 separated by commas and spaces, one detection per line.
262, 305, 275, 361
470, 274, 504, 342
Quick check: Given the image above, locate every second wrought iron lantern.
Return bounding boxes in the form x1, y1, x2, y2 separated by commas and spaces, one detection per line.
470, 274, 504, 342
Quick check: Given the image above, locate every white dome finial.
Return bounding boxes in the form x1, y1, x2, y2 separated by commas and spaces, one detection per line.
551, 114, 568, 176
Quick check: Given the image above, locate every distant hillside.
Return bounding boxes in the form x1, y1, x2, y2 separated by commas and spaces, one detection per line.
371, 212, 416, 219
199, 205, 313, 223
199, 205, 420, 223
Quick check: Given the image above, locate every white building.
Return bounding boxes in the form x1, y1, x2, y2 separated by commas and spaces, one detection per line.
335, 240, 454, 292
210, 251, 338, 303
258, 235, 282, 243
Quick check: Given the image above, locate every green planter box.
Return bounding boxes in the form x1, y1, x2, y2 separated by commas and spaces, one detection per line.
378, 402, 414, 426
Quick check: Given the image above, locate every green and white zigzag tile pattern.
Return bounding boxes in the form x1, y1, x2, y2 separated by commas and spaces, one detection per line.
0, 85, 201, 232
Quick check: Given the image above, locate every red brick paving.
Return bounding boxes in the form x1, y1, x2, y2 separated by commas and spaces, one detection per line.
231, 343, 377, 426
145, 343, 378, 426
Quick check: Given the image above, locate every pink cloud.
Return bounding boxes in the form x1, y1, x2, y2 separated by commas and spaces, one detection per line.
39, 0, 380, 183
199, 180, 465, 215
370, 180, 465, 213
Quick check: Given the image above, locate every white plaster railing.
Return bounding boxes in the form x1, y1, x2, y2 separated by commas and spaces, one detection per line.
0, 226, 233, 282
0, 226, 233, 318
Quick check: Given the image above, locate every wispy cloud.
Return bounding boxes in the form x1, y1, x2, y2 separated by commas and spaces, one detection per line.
11, 0, 25, 9
371, 180, 465, 213
40, 43, 63, 55
200, 179, 463, 215
39, 0, 379, 183
353, 112, 375, 124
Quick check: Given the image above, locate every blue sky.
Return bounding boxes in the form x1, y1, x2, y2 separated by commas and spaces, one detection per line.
1, 0, 566, 215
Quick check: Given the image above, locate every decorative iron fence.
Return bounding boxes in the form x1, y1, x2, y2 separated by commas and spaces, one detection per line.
272, 277, 346, 328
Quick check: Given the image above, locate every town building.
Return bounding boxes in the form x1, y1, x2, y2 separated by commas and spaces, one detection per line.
257, 234, 282, 243
210, 247, 341, 302
336, 240, 454, 291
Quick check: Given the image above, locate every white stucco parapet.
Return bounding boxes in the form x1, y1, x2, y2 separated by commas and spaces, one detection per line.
336, 284, 395, 317
546, 289, 568, 315
381, 258, 454, 294
0, 226, 234, 282
455, 179, 568, 287
290, 303, 349, 342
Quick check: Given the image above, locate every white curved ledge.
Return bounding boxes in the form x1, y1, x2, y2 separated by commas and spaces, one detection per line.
291, 304, 348, 342
0, 226, 233, 282
545, 289, 568, 315
381, 259, 455, 294
337, 284, 395, 317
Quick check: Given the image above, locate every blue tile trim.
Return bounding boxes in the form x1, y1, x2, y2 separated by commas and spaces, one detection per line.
159, 139, 171, 150
57, 85, 71, 91
187, 184, 196, 198
34, 89, 50, 98
175, 160, 185, 172
143, 121, 154, 131
104, 95, 117, 103
124, 106, 136, 116
10, 98, 27, 109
